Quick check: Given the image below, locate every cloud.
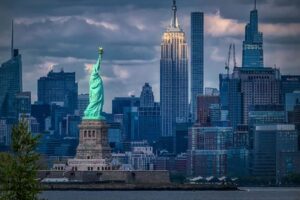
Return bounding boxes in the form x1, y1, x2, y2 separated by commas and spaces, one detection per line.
84, 18, 119, 31
205, 10, 300, 38
112, 65, 130, 80
210, 47, 226, 62
84, 63, 93, 73
1, 0, 300, 112
261, 23, 300, 37
23, 61, 57, 81
205, 10, 244, 37
127, 90, 136, 96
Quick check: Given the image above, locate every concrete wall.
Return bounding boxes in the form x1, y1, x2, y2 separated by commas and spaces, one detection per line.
38, 170, 170, 184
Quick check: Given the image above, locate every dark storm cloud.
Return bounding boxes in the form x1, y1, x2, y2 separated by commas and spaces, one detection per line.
0, 0, 299, 112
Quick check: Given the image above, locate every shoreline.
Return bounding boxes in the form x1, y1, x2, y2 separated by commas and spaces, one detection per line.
41, 183, 238, 191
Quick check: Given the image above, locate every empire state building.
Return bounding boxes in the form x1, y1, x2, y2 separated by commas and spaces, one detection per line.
160, 0, 188, 137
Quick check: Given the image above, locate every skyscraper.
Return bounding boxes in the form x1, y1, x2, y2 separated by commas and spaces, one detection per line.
187, 126, 233, 177
242, 0, 264, 68
112, 96, 140, 115
140, 83, 154, 107
252, 124, 298, 178
240, 67, 281, 124
37, 69, 78, 114
78, 94, 89, 118
139, 83, 161, 143
220, 67, 281, 128
160, 0, 189, 137
0, 20, 22, 118
15, 91, 31, 117
191, 12, 204, 121
196, 95, 219, 126
281, 75, 300, 104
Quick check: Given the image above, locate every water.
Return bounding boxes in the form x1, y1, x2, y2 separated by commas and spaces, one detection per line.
41, 187, 300, 200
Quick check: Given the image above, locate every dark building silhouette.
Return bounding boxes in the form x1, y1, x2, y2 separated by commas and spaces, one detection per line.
15, 91, 31, 117
31, 103, 51, 133
0, 21, 22, 118
139, 83, 161, 143
37, 70, 78, 114
140, 83, 154, 107
112, 96, 140, 115
191, 12, 204, 121
281, 75, 300, 104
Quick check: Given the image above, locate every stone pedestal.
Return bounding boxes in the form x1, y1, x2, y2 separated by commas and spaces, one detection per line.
66, 120, 115, 171
75, 120, 111, 161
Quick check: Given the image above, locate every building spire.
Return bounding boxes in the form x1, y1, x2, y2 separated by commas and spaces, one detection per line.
172, 0, 177, 27
11, 19, 14, 58
254, 0, 257, 10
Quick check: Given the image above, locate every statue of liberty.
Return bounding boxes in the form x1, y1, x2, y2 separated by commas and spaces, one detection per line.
83, 47, 105, 120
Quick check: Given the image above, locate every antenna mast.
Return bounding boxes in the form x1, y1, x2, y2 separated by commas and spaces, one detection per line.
11, 19, 14, 58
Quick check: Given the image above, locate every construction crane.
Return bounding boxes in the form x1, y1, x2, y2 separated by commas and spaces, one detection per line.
233, 43, 237, 68
225, 43, 237, 76
225, 44, 232, 76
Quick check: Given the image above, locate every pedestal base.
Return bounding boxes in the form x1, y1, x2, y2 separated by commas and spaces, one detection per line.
75, 120, 111, 161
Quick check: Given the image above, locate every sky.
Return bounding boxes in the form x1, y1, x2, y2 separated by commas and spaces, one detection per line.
0, 0, 300, 112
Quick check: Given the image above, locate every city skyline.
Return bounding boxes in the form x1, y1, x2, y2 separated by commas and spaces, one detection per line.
0, 0, 300, 112
1, 0, 300, 188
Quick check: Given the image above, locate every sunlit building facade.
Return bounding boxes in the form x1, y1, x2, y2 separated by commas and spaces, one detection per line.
160, 0, 188, 137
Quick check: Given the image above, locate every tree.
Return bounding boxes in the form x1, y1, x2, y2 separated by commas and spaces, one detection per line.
0, 120, 41, 200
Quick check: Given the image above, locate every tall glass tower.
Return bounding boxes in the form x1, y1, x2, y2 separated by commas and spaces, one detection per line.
160, 0, 189, 137
0, 20, 22, 118
242, 0, 264, 68
191, 12, 204, 122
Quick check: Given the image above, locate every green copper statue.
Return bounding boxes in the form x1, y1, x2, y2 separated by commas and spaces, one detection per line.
83, 47, 105, 120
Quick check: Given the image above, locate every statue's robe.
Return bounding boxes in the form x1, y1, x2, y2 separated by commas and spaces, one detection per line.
83, 56, 105, 120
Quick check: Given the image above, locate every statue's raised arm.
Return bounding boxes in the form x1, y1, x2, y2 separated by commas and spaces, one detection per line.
93, 47, 103, 74
83, 47, 105, 120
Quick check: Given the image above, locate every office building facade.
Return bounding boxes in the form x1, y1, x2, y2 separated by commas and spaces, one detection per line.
140, 83, 154, 107
252, 124, 298, 178
197, 95, 219, 126
77, 94, 89, 118
191, 12, 204, 121
281, 75, 300, 104
188, 126, 233, 177
160, 0, 189, 137
112, 96, 140, 115
37, 70, 78, 114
